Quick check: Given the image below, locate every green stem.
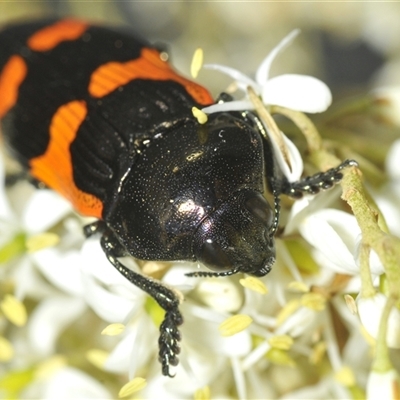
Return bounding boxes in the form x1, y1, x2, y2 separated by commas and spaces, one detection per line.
359, 243, 376, 299
341, 168, 400, 298
372, 294, 396, 373
270, 106, 322, 152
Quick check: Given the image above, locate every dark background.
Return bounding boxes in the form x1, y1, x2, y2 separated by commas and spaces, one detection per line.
1, 1, 399, 101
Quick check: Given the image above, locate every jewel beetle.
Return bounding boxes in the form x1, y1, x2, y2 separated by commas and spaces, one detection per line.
0, 19, 356, 376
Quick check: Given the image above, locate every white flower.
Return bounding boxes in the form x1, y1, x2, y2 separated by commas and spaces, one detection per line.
202, 29, 332, 115
269, 128, 304, 182
298, 208, 384, 276
27, 296, 86, 357
357, 293, 400, 348
366, 368, 400, 400
22, 366, 112, 399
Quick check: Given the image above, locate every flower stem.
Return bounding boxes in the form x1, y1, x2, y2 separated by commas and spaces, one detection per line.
270, 106, 322, 152
359, 243, 376, 299
372, 294, 396, 373
341, 167, 400, 298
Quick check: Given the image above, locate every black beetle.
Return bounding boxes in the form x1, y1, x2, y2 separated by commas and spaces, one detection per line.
0, 19, 356, 376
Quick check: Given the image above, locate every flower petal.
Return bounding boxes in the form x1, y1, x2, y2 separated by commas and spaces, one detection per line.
202, 100, 253, 114
82, 273, 140, 323
22, 190, 71, 234
357, 293, 400, 349
366, 368, 400, 400
255, 29, 300, 84
32, 248, 85, 296
105, 318, 157, 377
28, 296, 86, 356
268, 132, 303, 182
42, 367, 112, 399
261, 74, 332, 113
203, 63, 257, 91
299, 209, 360, 274
385, 138, 400, 180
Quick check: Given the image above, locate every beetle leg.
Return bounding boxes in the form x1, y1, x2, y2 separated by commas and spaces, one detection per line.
92, 225, 183, 377
280, 159, 358, 199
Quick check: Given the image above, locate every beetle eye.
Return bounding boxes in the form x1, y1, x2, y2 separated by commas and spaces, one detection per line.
244, 193, 274, 228
199, 240, 232, 271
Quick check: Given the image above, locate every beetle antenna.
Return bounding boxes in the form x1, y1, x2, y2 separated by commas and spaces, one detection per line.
269, 186, 280, 238
185, 267, 241, 278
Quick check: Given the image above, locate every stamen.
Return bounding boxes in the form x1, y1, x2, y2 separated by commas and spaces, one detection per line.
268, 334, 294, 350
101, 323, 125, 336
86, 349, 109, 370
192, 107, 208, 124
288, 281, 309, 293
266, 348, 296, 367
276, 299, 301, 326
239, 276, 268, 294
118, 377, 147, 398
301, 292, 326, 311
231, 356, 247, 400
0, 294, 27, 326
191, 48, 203, 79
344, 294, 358, 315
219, 314, 253, 336
0, 336, 14, 361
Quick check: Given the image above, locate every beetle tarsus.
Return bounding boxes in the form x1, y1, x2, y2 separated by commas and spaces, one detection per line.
282, 159, 358, 199
158, 308, 183, 376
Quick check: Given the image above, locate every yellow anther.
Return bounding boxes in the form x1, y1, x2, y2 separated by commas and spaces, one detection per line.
1, 294, 27, 327
191, 48, 203, 78
287, 281, 309, 293
219, 314, 253, 337
240, 276, 268, 294
0, 336, 14, 361
118, 377, 147, 398
268, 335, 294, 350
101, 323, 125, 336
301, 292, 326, 311
86, 349, 109, 370
192, 107, 208, 124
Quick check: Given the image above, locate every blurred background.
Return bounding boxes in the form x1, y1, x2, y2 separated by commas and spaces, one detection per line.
1, 1, 399, 101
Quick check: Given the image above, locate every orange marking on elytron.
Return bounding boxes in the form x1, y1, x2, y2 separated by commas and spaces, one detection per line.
0, 55, 27, 118
30, 100, 103, 218
27, 19, 89, 52
89, 48, 214, 105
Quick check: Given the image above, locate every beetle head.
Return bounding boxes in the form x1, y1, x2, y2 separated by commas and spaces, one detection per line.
193, 189, 277, 277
